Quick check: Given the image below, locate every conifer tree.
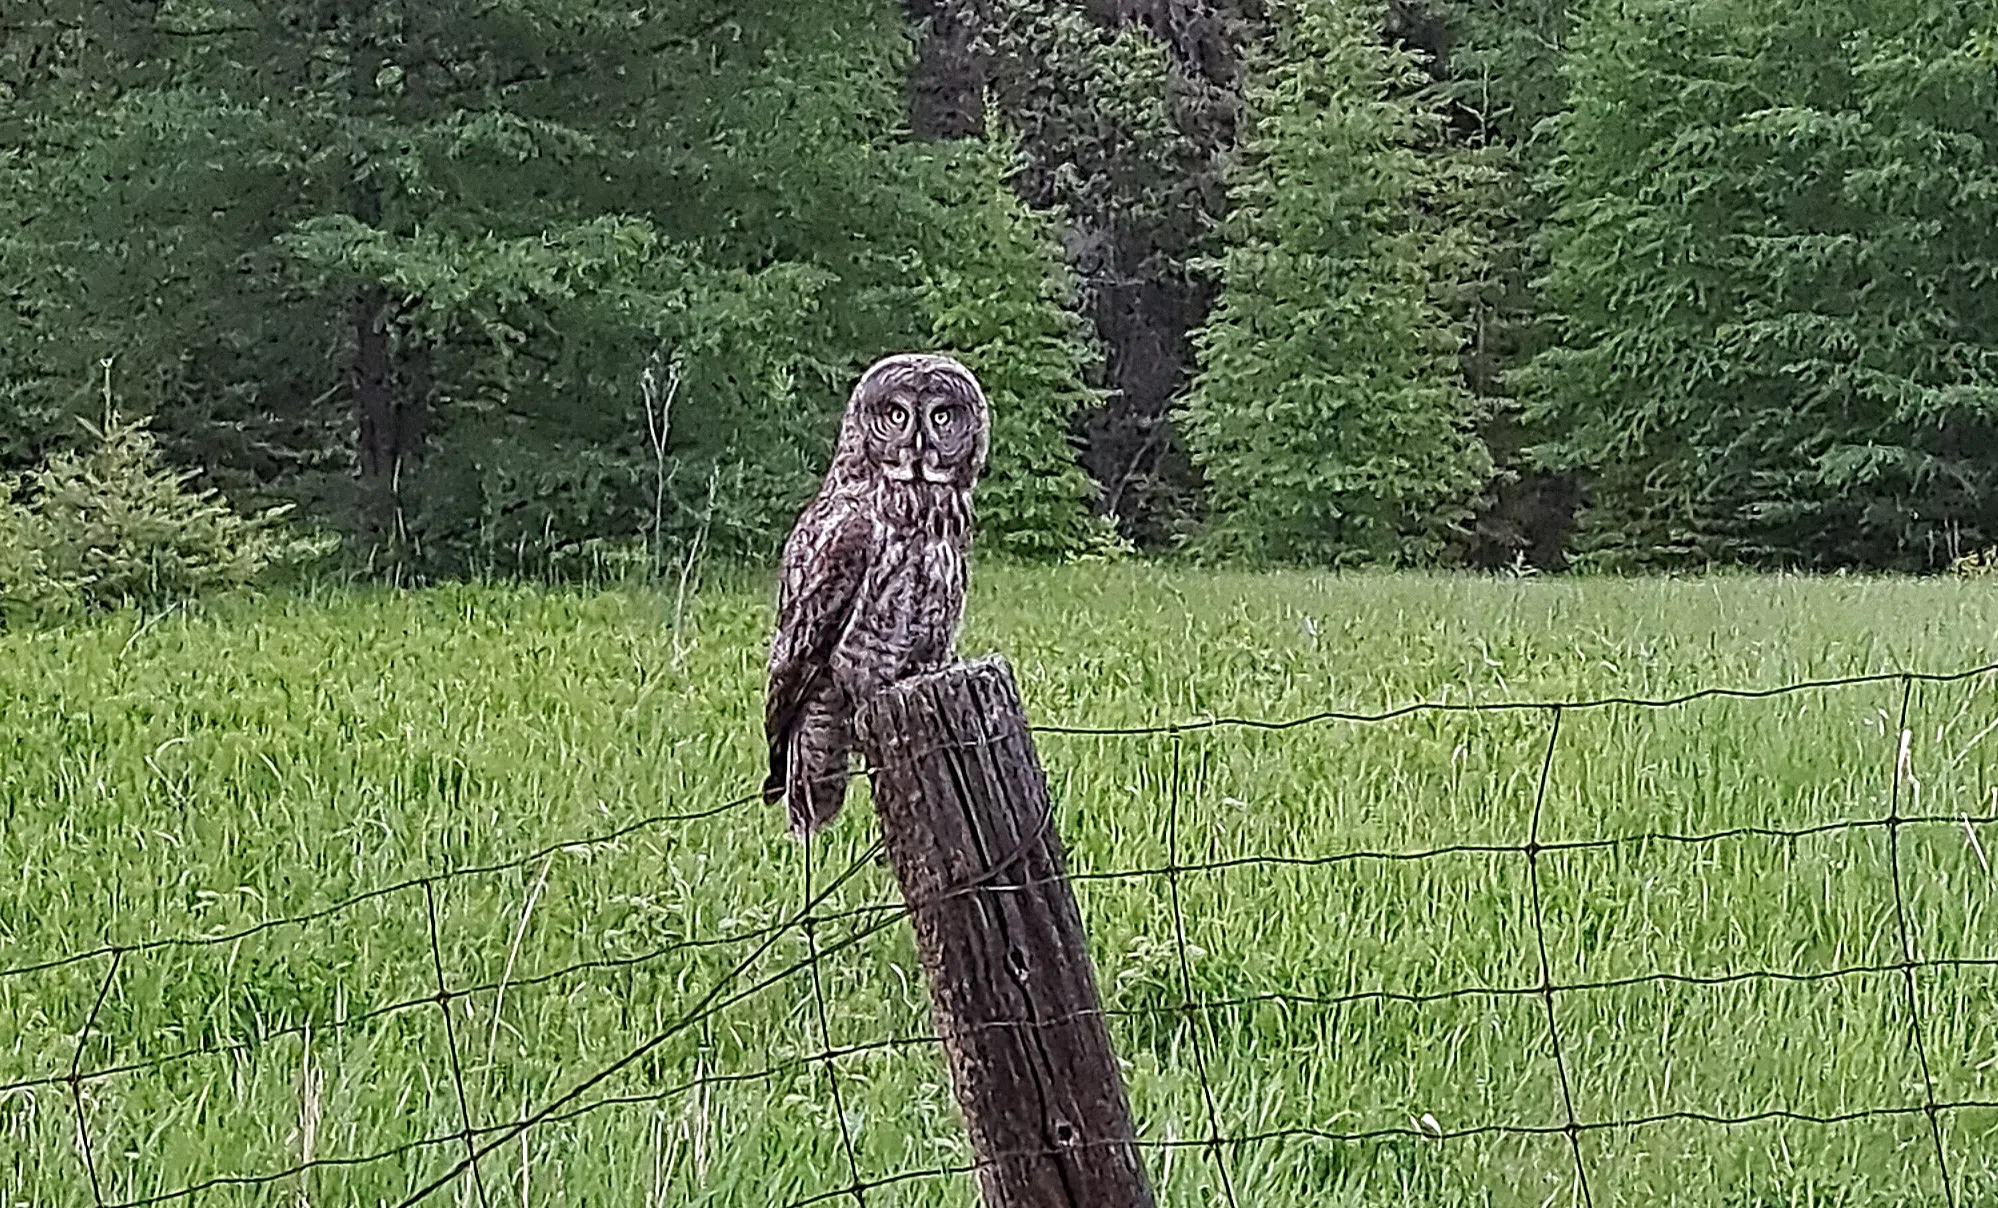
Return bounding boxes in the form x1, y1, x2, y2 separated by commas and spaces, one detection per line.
920, 126, 1099, 559
1180, 0, 1491, 564
1526, 0, 1998, 568
0, 0, 940, 571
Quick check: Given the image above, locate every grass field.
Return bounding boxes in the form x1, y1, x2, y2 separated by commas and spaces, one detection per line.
3, 566, 1997, 1207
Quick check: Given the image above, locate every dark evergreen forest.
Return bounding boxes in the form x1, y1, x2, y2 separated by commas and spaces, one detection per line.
3, 0, 1994, 581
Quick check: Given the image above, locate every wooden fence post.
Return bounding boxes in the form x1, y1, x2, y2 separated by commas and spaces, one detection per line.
854, 655, 1155, 1208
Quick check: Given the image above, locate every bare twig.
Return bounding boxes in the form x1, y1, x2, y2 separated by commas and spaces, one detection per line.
639, 352, 684, 576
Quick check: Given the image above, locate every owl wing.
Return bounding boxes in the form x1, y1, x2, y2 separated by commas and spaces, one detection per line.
764, 497, 872, 802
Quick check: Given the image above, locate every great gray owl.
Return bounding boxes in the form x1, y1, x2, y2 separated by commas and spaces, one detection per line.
763, 353, 990, 836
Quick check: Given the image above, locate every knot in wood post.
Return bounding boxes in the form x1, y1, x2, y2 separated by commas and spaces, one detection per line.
854, 655, 1154, 1208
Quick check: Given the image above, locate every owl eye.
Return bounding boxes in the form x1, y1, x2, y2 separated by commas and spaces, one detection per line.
886, 403, 910, 427
931, 406, 954, 430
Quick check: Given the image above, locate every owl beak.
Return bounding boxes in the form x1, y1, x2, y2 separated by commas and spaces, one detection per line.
910, 428, 949, 482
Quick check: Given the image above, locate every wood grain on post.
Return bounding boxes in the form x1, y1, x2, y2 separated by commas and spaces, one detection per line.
854, 655, 1155, 1208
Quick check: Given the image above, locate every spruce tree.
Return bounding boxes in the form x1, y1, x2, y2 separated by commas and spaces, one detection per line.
0, 1, 942, 573
920, 126, 1099, 560
1526, 0, 1998, 568
1179, 0, 1491, 564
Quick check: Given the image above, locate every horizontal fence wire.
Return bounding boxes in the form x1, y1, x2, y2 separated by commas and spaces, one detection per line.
0, 793, 763, 985
3, 662, 1994, 1205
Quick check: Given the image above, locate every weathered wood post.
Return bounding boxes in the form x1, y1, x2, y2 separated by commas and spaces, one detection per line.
854, 655, 1155, 1208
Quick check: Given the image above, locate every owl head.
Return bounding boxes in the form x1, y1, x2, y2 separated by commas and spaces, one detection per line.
831, 353, 989, 489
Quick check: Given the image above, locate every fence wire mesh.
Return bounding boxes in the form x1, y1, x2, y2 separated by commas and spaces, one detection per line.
4, 663, 1997, 1205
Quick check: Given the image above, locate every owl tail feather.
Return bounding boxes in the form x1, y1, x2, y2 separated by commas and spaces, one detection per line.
786, 762, 850, 838
773, 687, 853, 838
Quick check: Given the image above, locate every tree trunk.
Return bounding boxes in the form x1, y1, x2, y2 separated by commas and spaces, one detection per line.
902, 0, 1266, 546
906, 0, 987, 139
343, 1, 433, 554
349, 282, 396, 544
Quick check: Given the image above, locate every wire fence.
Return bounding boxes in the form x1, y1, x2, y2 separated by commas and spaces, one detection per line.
5, 662, 1998, 1205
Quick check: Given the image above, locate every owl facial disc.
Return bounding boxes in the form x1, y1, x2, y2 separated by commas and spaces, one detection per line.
833, 353, 990, 490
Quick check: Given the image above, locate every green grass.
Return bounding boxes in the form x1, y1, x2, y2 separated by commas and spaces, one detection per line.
2, 566, 1996, 1207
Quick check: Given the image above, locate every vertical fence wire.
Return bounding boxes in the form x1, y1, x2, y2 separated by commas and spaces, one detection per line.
1883, 675, 1957, 1205
1522, 706, 1595, 1208
423, 878, 491, 1208
68, 947, 121, 1208
803, 839, 869, 1206
1166, 730, 1242, 1208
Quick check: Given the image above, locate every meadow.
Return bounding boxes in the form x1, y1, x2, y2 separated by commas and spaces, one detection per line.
2, 566, 1996, 1207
